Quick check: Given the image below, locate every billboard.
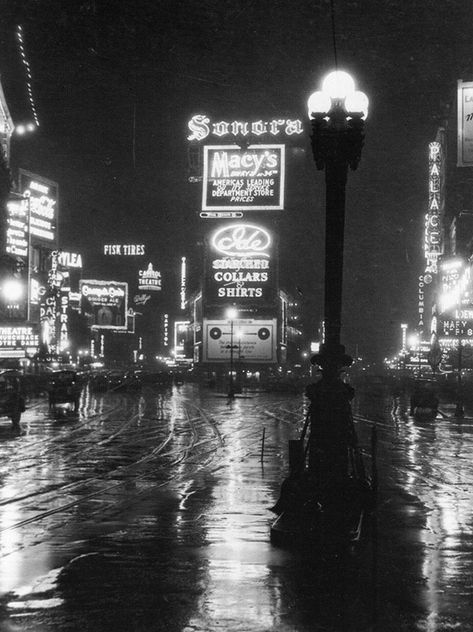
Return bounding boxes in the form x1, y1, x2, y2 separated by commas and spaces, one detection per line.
0, 325, 39, 357
202, 144, 285, 211
457, 80, 473, 167
203, 318, 277, 363
204, 222, 277, 308
19, 170, 58, 246
80, 280, 128, 330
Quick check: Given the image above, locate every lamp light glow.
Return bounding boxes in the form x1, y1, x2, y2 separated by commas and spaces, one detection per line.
226, 307, 238, 320
3, 280, 24, 301
345, 91, 369, 119
307, 91, 332, 118
321, 70, 355, 99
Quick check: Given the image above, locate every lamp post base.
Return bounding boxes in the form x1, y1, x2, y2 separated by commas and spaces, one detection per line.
270, 371, 376, 549
455, 402, 464, 417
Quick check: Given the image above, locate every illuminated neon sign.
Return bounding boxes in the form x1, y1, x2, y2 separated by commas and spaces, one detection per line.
19, 171, 58, 244
211, 224, 271, 258
103, 244, 145, 256
187, 115, 303, 142
5, 198, 28, 257
206, 223, 275, 303
58, 251, 83, 268
0, 326, 39, 348
424, 141, 443, 273
138, 263, 161, 291
180, 257, 187, 310
80, 280, 128, 330
202, 145, 285, 211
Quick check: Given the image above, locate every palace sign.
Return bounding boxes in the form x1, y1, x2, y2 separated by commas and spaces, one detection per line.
424, 141, 443, 274
202, 145, 285, 211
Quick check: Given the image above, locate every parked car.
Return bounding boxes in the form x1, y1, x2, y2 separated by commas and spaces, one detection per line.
0, 370, 26, 428
47, 370, 82, 411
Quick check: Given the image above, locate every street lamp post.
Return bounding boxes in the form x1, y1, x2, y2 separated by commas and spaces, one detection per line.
226, 307, 238, 399
270, 71, 371, 545
306, 71, 368, 484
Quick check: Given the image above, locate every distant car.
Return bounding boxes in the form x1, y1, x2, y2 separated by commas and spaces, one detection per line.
409, 380, 439, 417
141, 371, 173, 387
107, 370, 126, 390
47, 370, 82, 411
89, 372, 109, 392
0, 370, 26, 428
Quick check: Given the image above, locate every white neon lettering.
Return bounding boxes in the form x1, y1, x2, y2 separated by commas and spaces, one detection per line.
211, 224, 271, 258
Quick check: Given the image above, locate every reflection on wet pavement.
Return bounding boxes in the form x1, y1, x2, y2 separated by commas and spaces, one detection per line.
0, 384, 471, 630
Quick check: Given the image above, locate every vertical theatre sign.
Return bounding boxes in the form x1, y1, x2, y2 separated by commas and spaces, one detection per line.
424, 141, 444, 275
202, 145, 285, 211
457, 80, 473, 167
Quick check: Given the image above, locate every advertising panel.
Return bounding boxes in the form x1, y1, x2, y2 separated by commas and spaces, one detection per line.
203, 318, 277, 363
440, 258, 464, 295
19, 170, 58, 245
5, 197, 28, 258
204, 222, 277, 308
0, 325, 39, 349
457, 80, 473, 167
202, 144, 285, 211
80, 280, 128, 330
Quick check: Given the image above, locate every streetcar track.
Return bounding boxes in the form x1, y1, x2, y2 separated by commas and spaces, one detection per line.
0, 396, 224, 536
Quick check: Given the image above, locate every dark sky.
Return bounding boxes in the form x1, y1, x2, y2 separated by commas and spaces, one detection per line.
1, 0, 472, 361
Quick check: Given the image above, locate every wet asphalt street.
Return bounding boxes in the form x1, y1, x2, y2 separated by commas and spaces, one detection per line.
0, 382, 472, 631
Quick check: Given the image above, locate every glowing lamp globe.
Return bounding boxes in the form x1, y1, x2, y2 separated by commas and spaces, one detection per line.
307, 91, 332, 118
226, 307, 238, 320
321, 70, 355, 99
3, 279, 23, 302
345, 91, 369, 119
